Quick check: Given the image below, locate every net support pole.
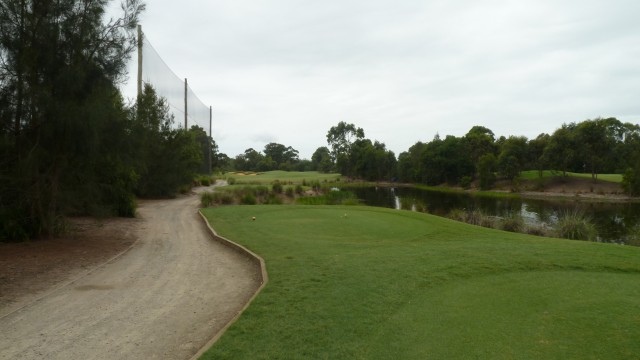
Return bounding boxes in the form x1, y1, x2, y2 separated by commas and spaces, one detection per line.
136, 25, 143, 99
208, 106, 212, 174
184, 78, 188, 129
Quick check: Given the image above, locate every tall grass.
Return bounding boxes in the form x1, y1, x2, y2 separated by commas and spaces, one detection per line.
554, 210, 598, 241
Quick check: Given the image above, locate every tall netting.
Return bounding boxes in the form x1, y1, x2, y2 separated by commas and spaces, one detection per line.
140, 35, 185, 126
139, 29, 211, 136
187, 85, 211, 133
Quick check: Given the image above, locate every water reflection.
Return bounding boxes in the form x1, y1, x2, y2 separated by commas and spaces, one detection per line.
351, 186, 640, 245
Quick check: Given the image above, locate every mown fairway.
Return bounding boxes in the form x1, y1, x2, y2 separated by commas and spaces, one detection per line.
227, 171, 341, 184
201, 205, 640, 359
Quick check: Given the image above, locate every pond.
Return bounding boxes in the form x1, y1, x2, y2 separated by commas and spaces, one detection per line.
350, 186, 640, 245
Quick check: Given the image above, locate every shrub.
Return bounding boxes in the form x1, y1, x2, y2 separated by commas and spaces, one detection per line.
285, 187, 295, 198
265, 194, 283, 204
227, 177, 236, 185
201, 192, 215, 207
219, 193, 235, 205
241, 193, 257, 205
117, 194, 137, 218
272, 180, 283, 194
459, 176, 472, 190
254, 186, 269, 197
525, 225, 550, 237
446, 209, 496, 229
295, 184, 304, 195
554, 210, 597, 241
499, 213, 525, 233
200, 177, 211, 186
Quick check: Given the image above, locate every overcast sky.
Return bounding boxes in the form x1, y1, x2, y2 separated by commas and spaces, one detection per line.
114, 0, 640, 159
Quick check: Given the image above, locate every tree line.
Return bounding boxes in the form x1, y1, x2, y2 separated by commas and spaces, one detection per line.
0, 1, 214, 240
229, 118, 640, 195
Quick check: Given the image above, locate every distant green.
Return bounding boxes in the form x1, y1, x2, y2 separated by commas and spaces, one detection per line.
200, 205, 640, 359
227, 170, 340, 184
520, 170, 622, 183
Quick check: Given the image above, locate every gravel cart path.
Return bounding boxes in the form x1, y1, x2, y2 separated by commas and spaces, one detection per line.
0, 188, 261, 360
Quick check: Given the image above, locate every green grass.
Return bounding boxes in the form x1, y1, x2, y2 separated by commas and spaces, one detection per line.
200, 205, 640, 359
567, 172, 622, 183
520, 170, 623, 183
226, 171, 341, 184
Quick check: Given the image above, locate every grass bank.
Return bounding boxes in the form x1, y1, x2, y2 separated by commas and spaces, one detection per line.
520, 170, 623, 183
200, 205, 640, 359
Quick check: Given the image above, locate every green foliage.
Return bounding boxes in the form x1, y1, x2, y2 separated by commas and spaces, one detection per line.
271, 180, 283, 194
478, 153, 497, 190
459, 176, 472, 189
499, 213, 525, 233
622, 166, 640, 196
240, 193, 257, 205
312, 146, 334, 173
131, 84, 203, 198
554, 210, 598, 241
285, 187, 295, 198
296, 190, 358, 205
201, 192, 215, 207
0, 0, 144, 239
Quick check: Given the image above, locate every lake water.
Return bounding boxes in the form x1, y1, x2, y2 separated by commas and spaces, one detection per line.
350, 186, 640, 245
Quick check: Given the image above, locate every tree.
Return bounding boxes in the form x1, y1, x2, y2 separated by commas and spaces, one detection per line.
527, 133, 550, 177
478, 153, 497, 190
0, 0, 144, 239
263, 142, 300, 170
190, 125, 215, 174
397, 142, 427, 183
574, 118, 617, 182
497, 136, 528, 181
131, 84, 201, 198
464, 126, 498, 169
311, 146, 333, 173
326, 121, 364, 175
420, 135, 474, 185
542, 124, 577, 177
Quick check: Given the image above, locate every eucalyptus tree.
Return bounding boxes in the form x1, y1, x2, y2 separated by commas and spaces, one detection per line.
326, 121, 364, 174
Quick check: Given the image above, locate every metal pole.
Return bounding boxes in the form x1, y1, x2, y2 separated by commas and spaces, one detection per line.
184, 78, 188, 129
137, 25, 143, 99
208, 106, 212, 174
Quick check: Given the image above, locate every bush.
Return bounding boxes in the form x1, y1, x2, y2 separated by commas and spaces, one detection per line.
227, 177, 236, 185
499, 213, 525, 233
272, 180, 283, 194
460, 176, 472, 190
241, 193, 257, 205
447, 209, 496, 228
554, 210, 597, 241
295, 184, 304, 195
265, 194, 283, 204
285, 187, 295, 198
201, 192, 215, 207
117, 194, 137, 218
200, 176, 211, 186
296, 190, 357, 205
525, 225, 550, 237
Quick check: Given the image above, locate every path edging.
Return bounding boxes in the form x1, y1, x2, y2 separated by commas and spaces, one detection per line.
190, 210, 269, 360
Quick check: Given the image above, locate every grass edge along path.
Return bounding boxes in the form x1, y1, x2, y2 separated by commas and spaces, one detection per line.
200, 205, 640, 359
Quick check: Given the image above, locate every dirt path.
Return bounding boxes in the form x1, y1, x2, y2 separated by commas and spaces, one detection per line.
0, 187, 261, 360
